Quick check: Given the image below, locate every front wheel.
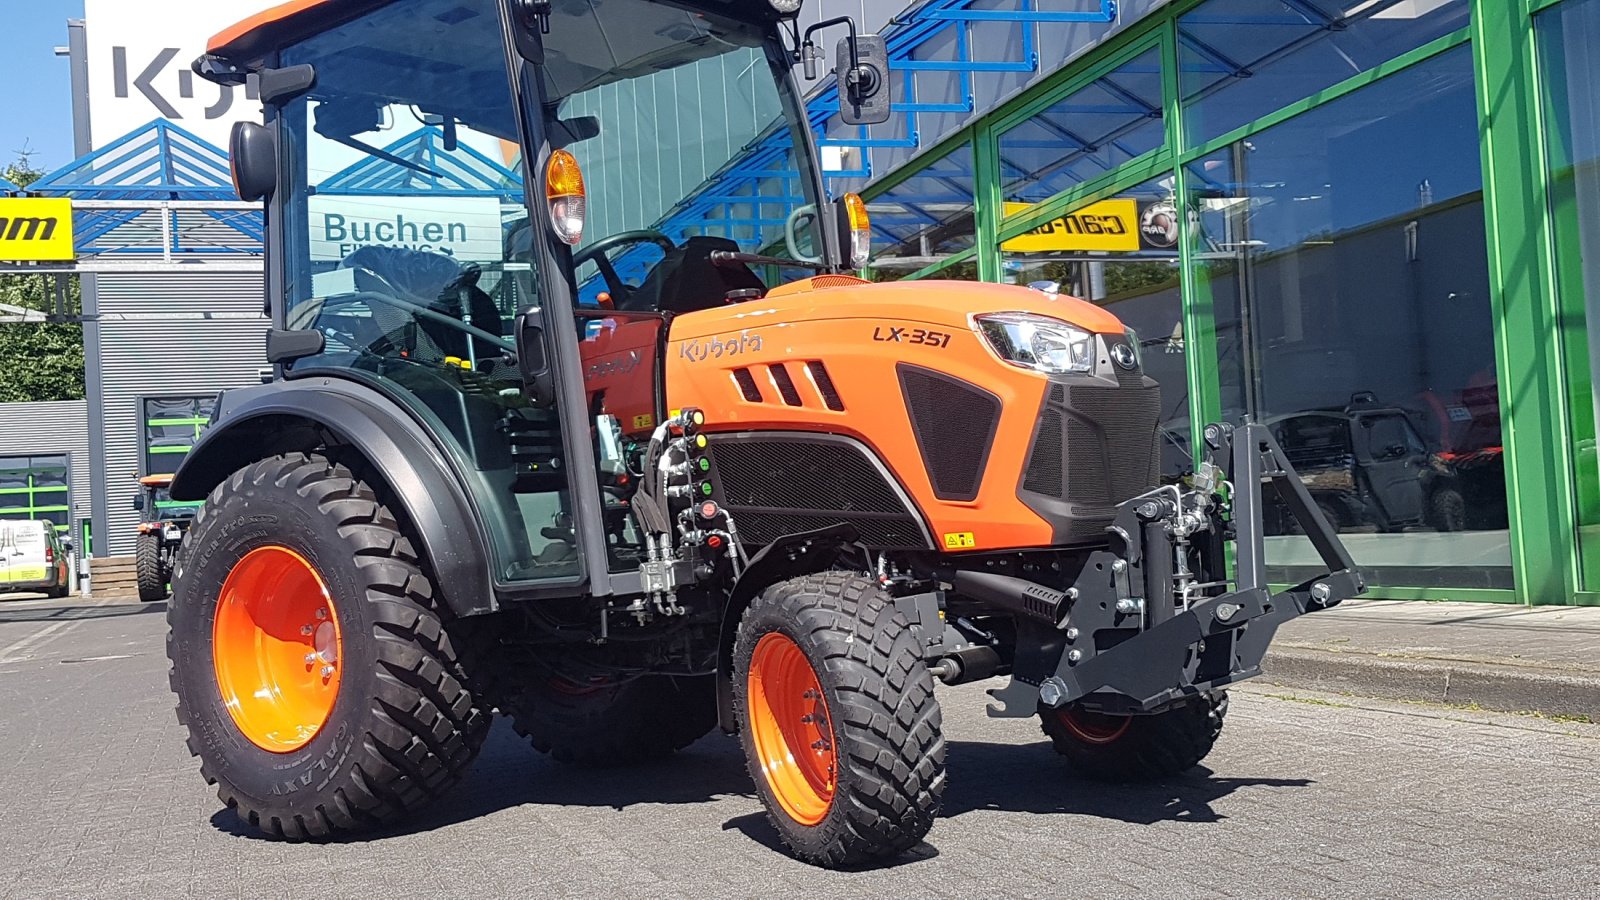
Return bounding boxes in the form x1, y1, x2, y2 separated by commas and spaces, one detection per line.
1039, 692, 1228, 781
733, 573, 945, 868
167, 452, 489, 839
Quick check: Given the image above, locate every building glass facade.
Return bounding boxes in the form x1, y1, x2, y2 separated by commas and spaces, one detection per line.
863, 0, 1599, 606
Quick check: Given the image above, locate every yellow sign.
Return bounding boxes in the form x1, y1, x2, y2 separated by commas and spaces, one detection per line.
1001, 199, 1140, 253
943, 531, 976, 550
0, 198, 75, 262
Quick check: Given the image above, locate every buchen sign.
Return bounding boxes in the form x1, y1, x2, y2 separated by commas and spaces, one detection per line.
1001, 199, 1141, 253
0, 198, 76, 262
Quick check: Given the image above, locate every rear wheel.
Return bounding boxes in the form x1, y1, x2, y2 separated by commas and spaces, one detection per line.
733, 573, 945, 868
167, 452, 489, 839
136, 533, 167, 602
1039, 692, 1227, 781
503, 672, 717, 766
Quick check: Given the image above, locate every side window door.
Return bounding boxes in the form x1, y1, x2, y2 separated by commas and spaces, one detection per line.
277, 0, 583, 586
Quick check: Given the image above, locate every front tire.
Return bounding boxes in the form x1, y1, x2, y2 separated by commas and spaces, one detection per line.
167, 452, 489, 839
1040, 692, 1227, 781
733, 573, 945, 868
136, 533, 167, 601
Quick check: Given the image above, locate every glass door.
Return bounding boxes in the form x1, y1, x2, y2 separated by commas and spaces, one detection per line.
1536, 0, 1600, 590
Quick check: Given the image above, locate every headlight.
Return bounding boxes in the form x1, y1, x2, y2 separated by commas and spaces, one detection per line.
975, 312, 1095, 374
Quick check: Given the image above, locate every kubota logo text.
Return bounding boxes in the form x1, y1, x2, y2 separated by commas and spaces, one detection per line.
680, 332, 763, 362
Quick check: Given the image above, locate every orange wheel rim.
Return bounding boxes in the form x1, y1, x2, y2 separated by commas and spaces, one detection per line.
747, 632, 836, 826
1058, 707, 1132, 745
212, 546, 342, 753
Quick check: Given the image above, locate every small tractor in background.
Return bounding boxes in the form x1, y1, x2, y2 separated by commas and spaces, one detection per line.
163, 0, 1367, 868
133, 475, 195, 602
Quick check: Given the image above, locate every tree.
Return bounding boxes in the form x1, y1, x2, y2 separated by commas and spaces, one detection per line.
1, 150, 85, 403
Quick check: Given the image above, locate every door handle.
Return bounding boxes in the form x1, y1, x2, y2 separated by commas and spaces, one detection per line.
515, 307, 557, 409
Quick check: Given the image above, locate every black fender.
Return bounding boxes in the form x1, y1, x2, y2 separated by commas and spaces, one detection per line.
169, 379, 497, 616
714, 522, 861, 733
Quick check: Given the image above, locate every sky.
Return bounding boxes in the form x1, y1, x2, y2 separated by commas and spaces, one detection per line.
0, 1, 86, 177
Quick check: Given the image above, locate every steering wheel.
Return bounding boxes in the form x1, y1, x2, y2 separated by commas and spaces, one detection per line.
573, 230, 677, 305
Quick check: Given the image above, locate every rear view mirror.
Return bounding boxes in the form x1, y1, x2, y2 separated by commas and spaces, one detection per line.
132, 493, 145, 512
229, 121, 278, 203
837, 34, 890, 126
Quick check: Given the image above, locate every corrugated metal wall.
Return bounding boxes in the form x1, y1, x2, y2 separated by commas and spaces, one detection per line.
0, 400, 92, 530
92, 272, 267, 556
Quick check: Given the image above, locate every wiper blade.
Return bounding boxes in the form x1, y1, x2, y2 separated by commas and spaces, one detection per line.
330, 134, 444, 179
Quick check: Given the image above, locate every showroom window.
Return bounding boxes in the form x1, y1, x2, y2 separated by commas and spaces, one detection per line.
1178, 0, 1470, 148
142, 396, 216, 478
1537, 0, 1600, 589
1184, 44, 1507, 589
997, 45, 1165, 206
0, 455, 72, 533
864, 138, 979, 277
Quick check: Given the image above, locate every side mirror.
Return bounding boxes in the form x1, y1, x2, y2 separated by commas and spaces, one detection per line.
61, 539, 75, 554
837, 34, 890, 126
229, 121, 278, 203
132, 494, 145, 512
516, 307, 557, 409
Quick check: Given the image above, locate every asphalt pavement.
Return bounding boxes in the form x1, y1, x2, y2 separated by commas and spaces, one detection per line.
1, 595, 1596, 899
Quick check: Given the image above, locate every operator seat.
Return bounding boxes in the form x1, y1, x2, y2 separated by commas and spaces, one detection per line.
340, 245, 504, 363
620, 236, 766, 314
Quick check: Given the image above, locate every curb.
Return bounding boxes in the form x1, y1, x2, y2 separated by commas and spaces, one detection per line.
1260, 646, 1600, 720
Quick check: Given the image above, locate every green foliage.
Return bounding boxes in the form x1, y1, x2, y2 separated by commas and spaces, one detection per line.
3, 151, 45, 190
0, 152, 86, 403
0, 276, 85, 404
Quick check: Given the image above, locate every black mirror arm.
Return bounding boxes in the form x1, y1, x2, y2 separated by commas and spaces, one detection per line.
797, 15, 861, 80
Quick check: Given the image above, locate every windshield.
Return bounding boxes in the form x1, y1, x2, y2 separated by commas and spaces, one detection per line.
538, 2, 823, 306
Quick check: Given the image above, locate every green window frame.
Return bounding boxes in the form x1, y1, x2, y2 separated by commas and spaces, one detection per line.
140, 397, 216, 513
0, 454, 73, 535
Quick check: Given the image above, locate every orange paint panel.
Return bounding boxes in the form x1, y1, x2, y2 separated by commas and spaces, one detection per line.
209, 0, 339, 54
665, 279, 1119, 551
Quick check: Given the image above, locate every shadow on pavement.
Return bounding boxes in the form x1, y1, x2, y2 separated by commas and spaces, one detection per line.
941, 739, 1313, 825
206, 721, 1312, 844
0, 601, 166, 624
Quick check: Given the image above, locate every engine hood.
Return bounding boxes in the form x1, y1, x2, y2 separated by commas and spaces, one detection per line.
669, 279, 1126, 341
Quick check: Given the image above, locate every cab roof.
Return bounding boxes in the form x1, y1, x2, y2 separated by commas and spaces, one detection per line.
206, 0, 788, 70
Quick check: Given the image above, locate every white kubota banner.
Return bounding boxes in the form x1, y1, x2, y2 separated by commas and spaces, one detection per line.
83, 0, 278, 150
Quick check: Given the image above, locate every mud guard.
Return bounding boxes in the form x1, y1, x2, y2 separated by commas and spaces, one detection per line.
168, 379, 497, 617
714, 522, 862, 733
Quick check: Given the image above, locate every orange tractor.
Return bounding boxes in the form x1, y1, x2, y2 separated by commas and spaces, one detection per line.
167, 0, 1364, 867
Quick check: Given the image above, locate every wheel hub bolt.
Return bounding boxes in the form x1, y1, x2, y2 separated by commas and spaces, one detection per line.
301, 625, 314, 636
304, 653, 318, 665
321, 665, 334, 679
315, 608, 328, 620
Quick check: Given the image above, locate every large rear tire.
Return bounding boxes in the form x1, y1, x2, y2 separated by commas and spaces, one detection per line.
503, 672, 717, 766
1039, 692, 1227, 781
733, 573, 945, 868
167, 452, 489, 839
136, 533, 167, 602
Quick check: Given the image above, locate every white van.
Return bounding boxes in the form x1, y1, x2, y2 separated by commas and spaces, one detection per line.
0, 520, 70, 599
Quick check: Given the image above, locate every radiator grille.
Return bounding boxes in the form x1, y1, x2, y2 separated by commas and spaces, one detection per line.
732, 368, 763, 402
709, 436, 927, 550
807, 361, 845, 411
769, 364, 803, 406
1021, 371, 1161, 541
898, 365, 999, 502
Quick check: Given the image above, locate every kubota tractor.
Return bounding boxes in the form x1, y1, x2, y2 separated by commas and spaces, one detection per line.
133, 474, 196, 602
166, 0, 1365, 868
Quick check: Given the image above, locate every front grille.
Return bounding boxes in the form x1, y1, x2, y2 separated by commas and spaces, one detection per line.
899, 364, 999, 502
1021, 372, 1161, 542
709, 435, 927, 550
